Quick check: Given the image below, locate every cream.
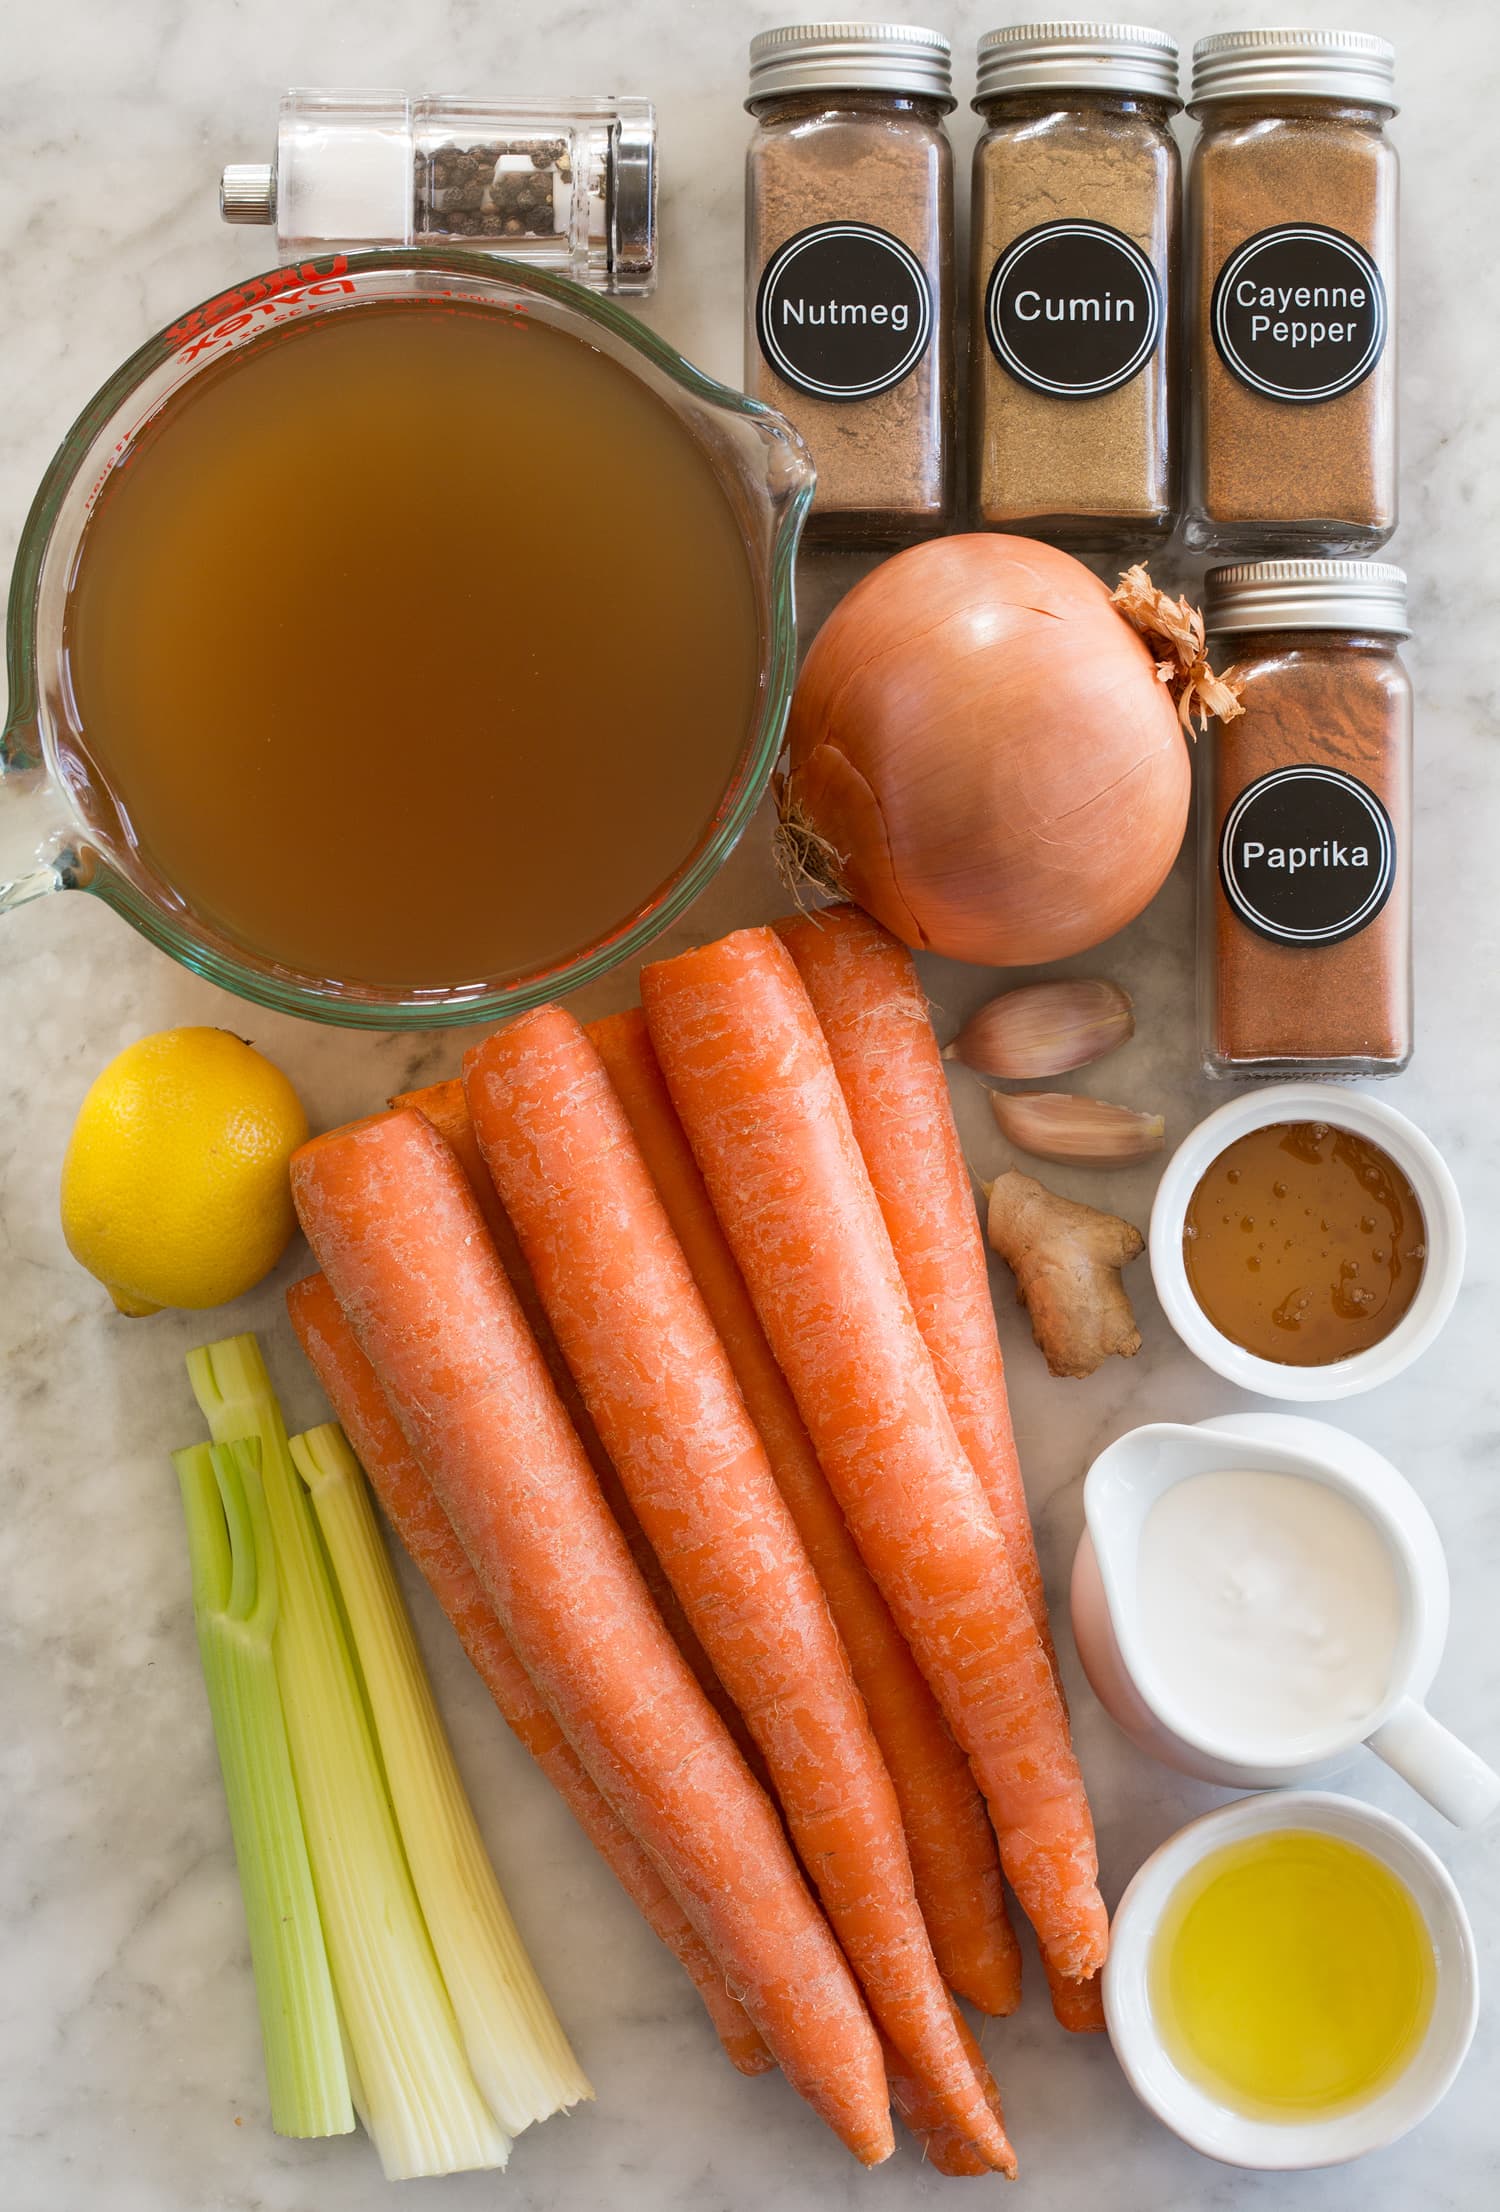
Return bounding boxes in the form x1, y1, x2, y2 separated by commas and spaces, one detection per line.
1136, 1468, 1403, 1754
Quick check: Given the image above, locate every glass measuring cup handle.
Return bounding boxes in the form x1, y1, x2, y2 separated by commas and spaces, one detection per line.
1367, 1698, 1500, 1830
0, 717, 90, 915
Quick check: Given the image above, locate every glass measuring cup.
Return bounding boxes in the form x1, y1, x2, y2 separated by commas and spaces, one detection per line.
1, 251, 814, 1027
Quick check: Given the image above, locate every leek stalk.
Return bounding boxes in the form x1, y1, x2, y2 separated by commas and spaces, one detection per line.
187, 1335, 508, 2180
171, 1439, 352, 2140
290, 1422, 592, 2133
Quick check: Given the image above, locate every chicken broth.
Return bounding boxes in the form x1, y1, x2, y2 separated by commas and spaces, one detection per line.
61, 300, 762, 989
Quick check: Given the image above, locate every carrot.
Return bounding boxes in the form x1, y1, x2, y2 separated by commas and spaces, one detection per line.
291, 1110, 891, 2164
464, 1011, 1016, 2169
392, 1079, 761, 1782
1043, 1957, 1107, 2035
776, 911, 1104, 2029
642, 929, 1107, 1984
775, 906, 1057, 1686
886, 2006, 1017, 2178
285, 1268, 772, 2078
587, 1006, 1021, 2019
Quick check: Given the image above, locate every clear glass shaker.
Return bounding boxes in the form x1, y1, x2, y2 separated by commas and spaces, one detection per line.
221, 89, 657, 295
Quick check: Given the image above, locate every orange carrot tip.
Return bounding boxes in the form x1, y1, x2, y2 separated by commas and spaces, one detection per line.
1043, 1957, 1108, 2036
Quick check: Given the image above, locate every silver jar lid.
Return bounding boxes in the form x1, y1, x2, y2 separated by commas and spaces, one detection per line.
1206, 560, 1409, 637
609, 106, 657, 284
747, 23, 955, 107
1190, 28, 1397, 113
974, 23, 1180, 105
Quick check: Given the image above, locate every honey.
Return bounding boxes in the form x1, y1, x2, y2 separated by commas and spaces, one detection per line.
61, 300, 761, 991
1183, 1119, 1425, 1365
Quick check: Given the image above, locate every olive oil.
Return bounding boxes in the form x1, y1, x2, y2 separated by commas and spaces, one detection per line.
61, 301, 761, 991
1151, 1830, 1436, 2122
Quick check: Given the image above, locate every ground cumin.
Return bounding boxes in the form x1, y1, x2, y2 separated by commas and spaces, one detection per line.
1206, 630, 1412, 1074
745, 85, 953, 545
970, 91, 1179, 542
1187, 86, 1398, 549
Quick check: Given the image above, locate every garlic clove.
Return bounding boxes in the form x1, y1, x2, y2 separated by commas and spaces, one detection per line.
946, 979, 1133, 1081
989, 1090, 1164, 1166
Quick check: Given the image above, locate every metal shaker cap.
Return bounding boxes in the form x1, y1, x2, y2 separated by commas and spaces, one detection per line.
220, 163, 276, 223
747, 22, 955, 107
1191, 28, 1397, 114
608, 100, 657, 286
974, 23, 1180, 105
1206, 560, 1409, 637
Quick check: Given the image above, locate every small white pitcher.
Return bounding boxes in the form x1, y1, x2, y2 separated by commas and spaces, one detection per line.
1071, 1413, 1500, 1828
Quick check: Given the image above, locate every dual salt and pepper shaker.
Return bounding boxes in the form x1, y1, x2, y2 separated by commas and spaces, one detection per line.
221, 89, 657, 294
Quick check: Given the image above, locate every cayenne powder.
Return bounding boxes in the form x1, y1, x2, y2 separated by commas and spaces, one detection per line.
1201, 562, 1412, 1078
745, 24, 955, 547
1185, 30, 1398, 553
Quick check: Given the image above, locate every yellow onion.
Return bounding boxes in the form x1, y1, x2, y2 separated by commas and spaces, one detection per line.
780, 538, 1236, 967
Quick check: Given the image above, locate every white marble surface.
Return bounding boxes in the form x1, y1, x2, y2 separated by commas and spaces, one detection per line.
2, 3, 1498, 2207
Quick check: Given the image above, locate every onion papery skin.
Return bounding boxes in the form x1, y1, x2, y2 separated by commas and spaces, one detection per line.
782, 536, 1192, 966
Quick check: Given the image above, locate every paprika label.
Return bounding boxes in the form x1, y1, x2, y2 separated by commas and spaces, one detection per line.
1219, 765, 1396, 946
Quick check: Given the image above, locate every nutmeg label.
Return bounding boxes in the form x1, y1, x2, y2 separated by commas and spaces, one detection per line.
1219, 766, 1396, 946
1211, 225, 1388, 404
755, 223, 933, 400
983, 220, 1163, 399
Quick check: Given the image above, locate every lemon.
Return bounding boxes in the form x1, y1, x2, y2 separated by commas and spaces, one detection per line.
61, 1027, 310, 1316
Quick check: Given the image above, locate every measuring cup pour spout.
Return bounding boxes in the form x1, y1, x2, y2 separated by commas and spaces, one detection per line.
0, 715, 87, 917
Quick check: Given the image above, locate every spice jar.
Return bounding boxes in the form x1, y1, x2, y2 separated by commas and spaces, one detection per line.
745, 23, 955, 547
1185, 31, 1398, 553
970, 22, 1181, 547
221, 89, 657, 294
1200, 561, 1412, 1080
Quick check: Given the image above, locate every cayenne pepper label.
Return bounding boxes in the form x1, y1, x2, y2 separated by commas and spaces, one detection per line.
1211, 224, 1387, 405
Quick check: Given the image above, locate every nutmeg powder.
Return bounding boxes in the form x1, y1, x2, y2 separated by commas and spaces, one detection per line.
745, 91, 953, 542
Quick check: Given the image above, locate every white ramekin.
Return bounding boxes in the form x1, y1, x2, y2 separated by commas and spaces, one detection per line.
1104, 1791, 1479, 2170
1149, 1084, 1465, 1399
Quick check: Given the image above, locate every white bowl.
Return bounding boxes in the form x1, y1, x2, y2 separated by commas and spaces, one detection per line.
1149, 1084, 1465, 1400
1104, 1791, 1479, 2170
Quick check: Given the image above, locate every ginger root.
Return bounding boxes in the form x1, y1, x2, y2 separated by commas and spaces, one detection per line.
984, 1168, 1144, 1379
